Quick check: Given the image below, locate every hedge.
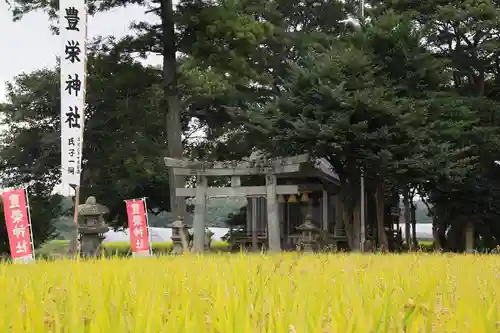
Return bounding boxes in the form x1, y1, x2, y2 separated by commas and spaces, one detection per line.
37, 239, 230, 259
418, 240, 434, 252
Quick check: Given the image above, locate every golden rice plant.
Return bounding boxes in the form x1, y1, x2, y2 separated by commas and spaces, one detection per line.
0, 253, 499, 332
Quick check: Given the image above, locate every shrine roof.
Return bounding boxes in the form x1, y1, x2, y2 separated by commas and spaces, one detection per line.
248, 151, 340, 185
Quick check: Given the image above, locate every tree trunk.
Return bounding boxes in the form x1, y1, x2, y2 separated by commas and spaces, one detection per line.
338, 177, 354, 249
432, 220, 441, 250
374, 182, 389, 252
432, 218, 447, 251
436, 205, 449, 250
161, 0, 186, 220
420, 196, 442, 251
447, 223, 463, 252
410, 202, 417, 250
343, 203, 354, 250
403, 189, 411, 249
351, 200, 361, 252
465, 222, 474, 253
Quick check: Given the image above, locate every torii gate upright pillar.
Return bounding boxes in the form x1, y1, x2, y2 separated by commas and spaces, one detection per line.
192, 175, 208, 253
266, 174, 281, 252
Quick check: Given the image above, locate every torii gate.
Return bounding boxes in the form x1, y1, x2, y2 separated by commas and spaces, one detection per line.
164, 154, 310, 252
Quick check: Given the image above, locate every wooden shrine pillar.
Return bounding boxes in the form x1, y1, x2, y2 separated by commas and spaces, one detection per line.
251, 197, 258, 251
246, 199, 251, 232
334, 195, 343, 237
192, 175, 208, 253
246, 197, 259, 251
322, 189, 328, 231
266, 174, 281, 251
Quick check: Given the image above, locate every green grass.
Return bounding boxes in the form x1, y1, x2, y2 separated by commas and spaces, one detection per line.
38, 239, 230, 258
417, 240, 434, 252
39, 239, 434, 258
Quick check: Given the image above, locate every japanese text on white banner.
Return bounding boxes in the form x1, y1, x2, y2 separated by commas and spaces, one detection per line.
60, 0, 86, 186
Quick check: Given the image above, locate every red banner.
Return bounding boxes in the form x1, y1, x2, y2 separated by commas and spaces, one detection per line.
125, 199, 150, 255
1, 188, 34, 260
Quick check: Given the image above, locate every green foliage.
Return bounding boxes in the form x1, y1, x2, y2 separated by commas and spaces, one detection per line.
371, 0, 500, 250
243, 12, 475, 187
176, 0, 274, 82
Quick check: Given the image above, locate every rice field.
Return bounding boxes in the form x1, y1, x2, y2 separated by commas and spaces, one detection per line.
0, 253, 499, 332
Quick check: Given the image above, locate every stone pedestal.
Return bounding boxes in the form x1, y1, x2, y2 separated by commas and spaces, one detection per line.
79, 226, 109, 257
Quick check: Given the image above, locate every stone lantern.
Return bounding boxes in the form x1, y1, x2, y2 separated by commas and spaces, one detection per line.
171, 217, 190, 254
78, 196, 110, 258
204, 227, 214, 250
295, 214, 321, 252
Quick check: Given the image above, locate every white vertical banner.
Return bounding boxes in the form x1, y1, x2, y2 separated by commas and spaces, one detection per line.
60, 0, 87, 187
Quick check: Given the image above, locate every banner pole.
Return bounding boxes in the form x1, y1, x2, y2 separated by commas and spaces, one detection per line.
24, 187, 36, 259
142, 197, 152, 255
69, 184, 80, 256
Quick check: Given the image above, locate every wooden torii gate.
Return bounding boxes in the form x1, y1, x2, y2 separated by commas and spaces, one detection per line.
164, 154, 310, 252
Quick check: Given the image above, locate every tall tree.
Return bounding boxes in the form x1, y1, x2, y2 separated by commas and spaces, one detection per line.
240, 12, 480, 250
375, 0, 500, 250
174, 0, 354, 158
160, 0, 185, 219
